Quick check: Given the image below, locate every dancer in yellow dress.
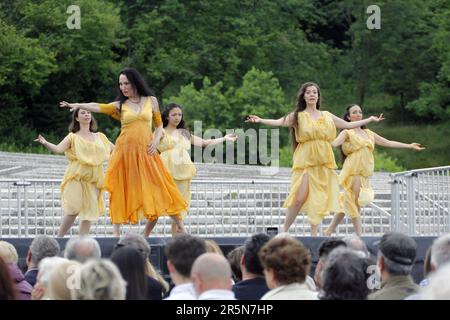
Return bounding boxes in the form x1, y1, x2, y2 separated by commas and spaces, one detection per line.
324, 104, 424, 236
246, 82, 384, 236
151, 103, 237, 236
34, 109, 114, 236
59, 68, 188, 237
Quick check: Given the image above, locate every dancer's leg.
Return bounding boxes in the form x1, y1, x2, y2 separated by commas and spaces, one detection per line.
351, 176, 362, 236
171, 216, 186, 235
143, 219, 158, 237
310, 224, 319, 237
324, 212, 345, 236
283, 174, 309, 232
79, 220, 91, 236
113, 224, 121, 237
57, 214, 77, 237
351, 217, 362, 236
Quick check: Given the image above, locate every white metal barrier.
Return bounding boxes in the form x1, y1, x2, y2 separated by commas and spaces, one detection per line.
390, 166, 450, 236
1, 178, 391, 237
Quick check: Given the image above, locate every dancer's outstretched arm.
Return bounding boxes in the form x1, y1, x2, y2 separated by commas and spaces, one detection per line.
373, 132, 425, 150
59, 101, 119, 113
34, 134, 70, 154
331, 130, 348, 148
191, 133, 238, 147
245, 113, 293, 127
331, 113, 384, 129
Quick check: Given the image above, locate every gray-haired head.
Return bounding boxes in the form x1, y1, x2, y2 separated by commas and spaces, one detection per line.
421, 263, 450, 300
321, 247, 370, 300
431, 233, 450, 270
71, 259, 126, 300
342, 236, 370, 258
64, 236, 101, 263
29, 236, 61, 266
116, 232, 150, 260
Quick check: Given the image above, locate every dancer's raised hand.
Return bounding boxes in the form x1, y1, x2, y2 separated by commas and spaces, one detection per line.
370, 113, 384, 123
59, 101, 78, 112
245, 115, 261, 123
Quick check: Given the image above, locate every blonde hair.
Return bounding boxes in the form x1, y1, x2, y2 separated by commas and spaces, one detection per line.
205, 240, 224, 256
146, 261, 169, 293
71, 259, 126, 300
0, 241, 18, 264
46, 260, 82, 300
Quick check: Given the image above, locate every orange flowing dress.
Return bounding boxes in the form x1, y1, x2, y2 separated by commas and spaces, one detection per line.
99, 97, 188, 224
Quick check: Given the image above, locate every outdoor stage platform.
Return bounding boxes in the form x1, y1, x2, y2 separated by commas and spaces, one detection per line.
2, 236, 436, 284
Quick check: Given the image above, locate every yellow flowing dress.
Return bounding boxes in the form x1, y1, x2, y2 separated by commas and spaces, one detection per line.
61, 132, 111, 221
339, 129, 375, 218
157, 130, 197, 219
283, 111, 340, 225
98, 98, 188, 224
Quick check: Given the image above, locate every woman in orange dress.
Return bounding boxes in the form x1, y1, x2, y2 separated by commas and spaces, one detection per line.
59, 68, 188, 237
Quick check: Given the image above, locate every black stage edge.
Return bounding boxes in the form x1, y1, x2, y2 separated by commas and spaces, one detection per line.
1, 236, 436, 284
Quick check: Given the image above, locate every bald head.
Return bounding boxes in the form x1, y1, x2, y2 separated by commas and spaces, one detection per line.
192, 253, 232, 280
191, 253, 232, 296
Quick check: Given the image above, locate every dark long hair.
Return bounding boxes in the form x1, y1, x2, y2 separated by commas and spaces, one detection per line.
110, 246, 149, 300
162, 103, 191, 139
116, 68, 155, 113
162, 103, 187, 129
68, 108, 98, 133
339, 104, 366, 163
289, 82, 321, 151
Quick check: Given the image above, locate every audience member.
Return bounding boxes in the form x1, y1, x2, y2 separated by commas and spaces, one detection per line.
191, 253, 235, 300
164, 235, 207, 300
25, 235, 61, 287
233, 233, 270, 300
70, 259, 126, 300
369, 232, 419, 300
259, 236, 318, 300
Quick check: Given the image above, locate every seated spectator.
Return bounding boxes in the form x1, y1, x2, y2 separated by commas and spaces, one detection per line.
0, 256, 16, 300
63, 236, 101, 263
419, 247, 432, 287
227, 245, 245, 283
320, 247, 370, 300
421, 263, 450, 300
25, 235, 61, 287
369, 232, 419, 300
314, 238, 347, 290
0, 241, 33, 300
164, 235, 207, 300
233, 233, 270, 300
342, 235, 370, 258
33, 257, 68, 300
111, 246, 163, 300
429, 233, 450, 273
46, 260, 82, 300
204, 239, 224, 255
70, 259, 126, 300
407, 233, 450, 300
259, 236, 318, 300
191, 253, 236, 300
115, 233, 169, 295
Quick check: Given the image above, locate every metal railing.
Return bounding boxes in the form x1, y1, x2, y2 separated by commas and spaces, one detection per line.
390, 166, 450, 236
1, 178, 392, 237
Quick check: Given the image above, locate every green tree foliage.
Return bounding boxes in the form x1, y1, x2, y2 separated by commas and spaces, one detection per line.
0, 0, 448, 169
